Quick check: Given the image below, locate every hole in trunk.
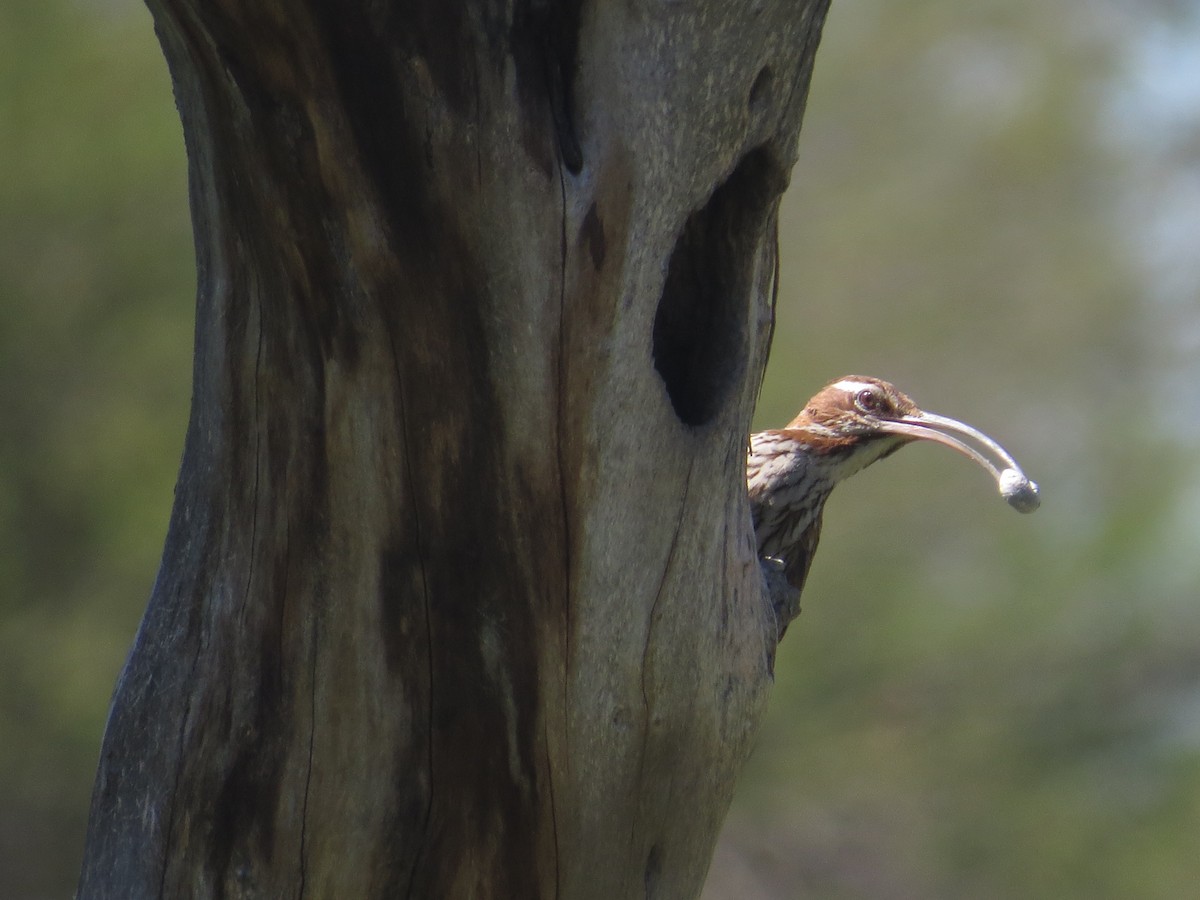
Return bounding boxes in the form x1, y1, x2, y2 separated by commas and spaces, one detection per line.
652, 146, 783, 427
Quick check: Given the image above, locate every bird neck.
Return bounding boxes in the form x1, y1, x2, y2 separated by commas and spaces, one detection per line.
758, 425, 906, 489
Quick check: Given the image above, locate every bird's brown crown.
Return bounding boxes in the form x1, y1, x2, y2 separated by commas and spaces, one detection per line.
783, 376, 921, 452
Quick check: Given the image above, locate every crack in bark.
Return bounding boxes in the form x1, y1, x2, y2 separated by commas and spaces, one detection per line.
237, 298, 265, 619
631, 458, 694, 855
472, 52, 483, 191
385, 328, 437, 900
543, 730, 561, 900
555, 159, 573, 718
160, 281, 266, 897
549, 129, 572, 900
293, 511, 315, 900
157, 587, 205, 900
297, 611, 317, 899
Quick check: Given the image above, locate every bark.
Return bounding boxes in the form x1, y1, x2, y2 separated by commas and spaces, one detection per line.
78, 2, 829, 897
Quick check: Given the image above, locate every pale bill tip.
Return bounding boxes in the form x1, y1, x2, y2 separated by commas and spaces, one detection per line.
998, 467, 1040, 513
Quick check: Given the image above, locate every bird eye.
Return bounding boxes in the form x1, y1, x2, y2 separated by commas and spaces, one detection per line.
856, 388, 885, 413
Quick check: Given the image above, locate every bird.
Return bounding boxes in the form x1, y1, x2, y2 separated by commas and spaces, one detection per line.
748, 376, 1039, 604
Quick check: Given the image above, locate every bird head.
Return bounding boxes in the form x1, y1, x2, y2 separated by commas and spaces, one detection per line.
786, 376, 1040, 512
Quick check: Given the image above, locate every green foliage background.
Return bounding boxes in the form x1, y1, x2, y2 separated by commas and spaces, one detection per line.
3, 1, 1198, 897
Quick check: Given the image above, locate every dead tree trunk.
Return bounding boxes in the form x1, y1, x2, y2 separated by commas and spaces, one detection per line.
79, 2, 829, 897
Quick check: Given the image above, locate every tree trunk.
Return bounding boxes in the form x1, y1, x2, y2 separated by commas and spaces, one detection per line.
78, 2, 829, 897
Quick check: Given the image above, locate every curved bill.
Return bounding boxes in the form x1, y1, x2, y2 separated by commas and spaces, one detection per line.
874, 412, 1041, 513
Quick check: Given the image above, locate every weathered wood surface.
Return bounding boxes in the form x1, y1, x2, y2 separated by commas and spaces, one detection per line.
78, 2, 829, 897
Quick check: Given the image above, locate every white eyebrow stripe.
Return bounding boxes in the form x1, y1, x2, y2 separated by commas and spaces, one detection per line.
832, 380, 877, 394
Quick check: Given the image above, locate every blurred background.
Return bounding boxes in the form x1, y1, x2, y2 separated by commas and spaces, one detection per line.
2, 0, 1198, 896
